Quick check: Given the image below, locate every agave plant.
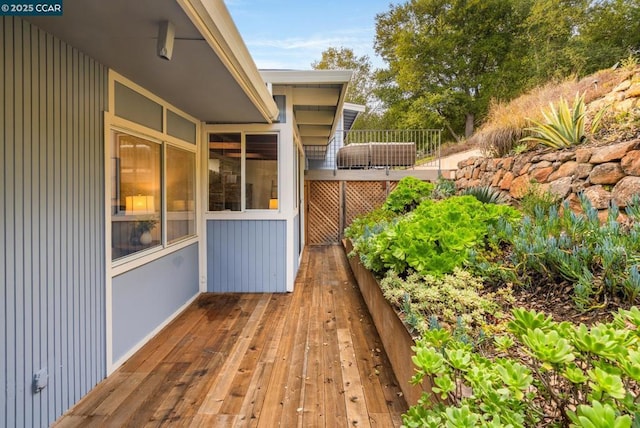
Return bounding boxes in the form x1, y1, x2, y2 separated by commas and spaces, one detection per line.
461, 186, 506, 204
521, 93, 587, 149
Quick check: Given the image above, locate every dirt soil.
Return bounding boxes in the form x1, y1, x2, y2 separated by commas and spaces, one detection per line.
505, 281, 628, 326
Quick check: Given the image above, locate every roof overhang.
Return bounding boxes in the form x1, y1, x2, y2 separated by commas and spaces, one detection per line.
261, 70, 353, 148
27, 0, 279, 124
343, 102, 366, 132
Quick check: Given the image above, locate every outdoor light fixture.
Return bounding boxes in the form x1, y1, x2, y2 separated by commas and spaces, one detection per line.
157, 20, 175, 60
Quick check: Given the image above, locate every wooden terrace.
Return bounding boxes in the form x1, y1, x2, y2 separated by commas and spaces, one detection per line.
54, 246, 408, 427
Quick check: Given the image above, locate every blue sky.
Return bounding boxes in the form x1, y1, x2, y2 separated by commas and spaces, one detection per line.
223, 0, 394, 70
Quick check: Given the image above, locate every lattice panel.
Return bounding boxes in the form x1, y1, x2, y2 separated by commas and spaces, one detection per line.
345, 181, 390, 228
307, 181, 341, 245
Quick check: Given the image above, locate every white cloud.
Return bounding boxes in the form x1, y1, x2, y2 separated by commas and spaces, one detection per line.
244, 28, 383, 70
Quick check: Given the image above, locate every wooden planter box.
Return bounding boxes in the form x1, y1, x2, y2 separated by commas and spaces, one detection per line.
343, 240, 432, 406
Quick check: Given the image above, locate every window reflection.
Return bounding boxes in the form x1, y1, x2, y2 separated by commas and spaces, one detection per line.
111, 132, 161, 260
167, 145, 196, 243
208, 133, 242, 211
246, 134, 278, 210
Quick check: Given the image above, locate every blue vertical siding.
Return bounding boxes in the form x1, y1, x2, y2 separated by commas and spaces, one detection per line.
207, 220, 287, 292
1, 17, 107, 427
111, 244, 199, 362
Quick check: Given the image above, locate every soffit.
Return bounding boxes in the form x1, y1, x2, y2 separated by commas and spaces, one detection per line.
27, 0, 278, 124
261, 70, 353, 148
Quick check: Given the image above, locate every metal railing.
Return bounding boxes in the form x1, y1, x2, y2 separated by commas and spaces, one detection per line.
305, 129, 442, 173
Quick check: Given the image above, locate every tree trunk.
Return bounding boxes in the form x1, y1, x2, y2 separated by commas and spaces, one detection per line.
444, 122, 461, 143
465, 113, 475, 138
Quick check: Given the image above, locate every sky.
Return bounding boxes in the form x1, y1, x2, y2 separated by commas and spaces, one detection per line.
223, 0, 394, 71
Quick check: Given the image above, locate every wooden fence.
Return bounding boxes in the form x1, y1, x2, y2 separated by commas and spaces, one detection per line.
305, 181, 398, 245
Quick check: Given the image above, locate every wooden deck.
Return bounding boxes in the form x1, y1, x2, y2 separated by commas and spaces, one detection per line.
54, 245, 408, 427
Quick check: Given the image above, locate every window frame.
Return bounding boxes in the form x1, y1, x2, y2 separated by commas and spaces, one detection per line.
107, 72, 200, 273
165, 144, 197, 244
207, 131, 279, 213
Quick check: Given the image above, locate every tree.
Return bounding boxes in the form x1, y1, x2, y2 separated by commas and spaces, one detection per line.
574, 0, 640, 73
514, 0, 588, 84
372, 0, 639, 142
312, 47, 375, 106
312, 47, 386, 129
374, 0, 521, 140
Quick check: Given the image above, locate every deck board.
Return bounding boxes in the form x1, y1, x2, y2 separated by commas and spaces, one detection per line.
54, 245, 408, 427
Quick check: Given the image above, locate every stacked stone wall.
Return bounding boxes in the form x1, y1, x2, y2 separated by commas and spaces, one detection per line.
456, 68, 640, 218
456, 140, 640, 218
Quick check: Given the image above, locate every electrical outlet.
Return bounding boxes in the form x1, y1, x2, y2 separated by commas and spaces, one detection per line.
33, 368, 48, 393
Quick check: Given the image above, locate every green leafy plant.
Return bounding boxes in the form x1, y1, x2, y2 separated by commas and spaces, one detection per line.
344, 206, 395, 243
404, 307, 640, 427
359, 195, 520, 276
432, 177, 456, 200
135, 217, 158, 233
382, 176, 434, 213
380, 268, 508, 336
511, 142, 530, 155
620, 53, 639, 70
569, 400, 632, 428
517, 180, 561, 217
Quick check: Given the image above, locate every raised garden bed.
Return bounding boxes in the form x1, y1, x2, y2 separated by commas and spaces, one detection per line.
343, 239, 431, 406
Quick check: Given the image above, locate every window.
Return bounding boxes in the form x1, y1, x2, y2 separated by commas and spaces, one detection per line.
208, 133, 241, 211
111, 131, 162, 260
114, 82, 163, 131
208, 132, 278, 211
166, 145, 196, 243
110, 76, 199, 264
246, 134, 278, 210
111, 130, 197, 261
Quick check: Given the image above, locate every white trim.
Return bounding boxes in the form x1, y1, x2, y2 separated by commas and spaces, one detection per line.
111, 237, 199, 277
344, 102, 366, 113
104, 110, 114, 374
109, 293, 199, 373
205, 126, 284, 214
198, 123, 208, 293
260, 69, 353, 85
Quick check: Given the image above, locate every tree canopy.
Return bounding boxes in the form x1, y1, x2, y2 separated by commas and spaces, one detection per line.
311, 47, 386, 129
372, 0, 640, 140
312, 47, 374, 106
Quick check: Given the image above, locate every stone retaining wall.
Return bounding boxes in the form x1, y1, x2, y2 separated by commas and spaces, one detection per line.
455, 138, 640, 218
455, 68, 640, 218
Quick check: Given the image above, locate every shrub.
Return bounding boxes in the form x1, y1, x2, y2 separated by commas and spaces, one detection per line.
517, 180, 561, 217
474, 67, 625, 157
361, 196, 520, 276
404, 306, 640, 427
380, 269, 509, 336
383, 176, 434, 214
493, 194, 640, 309
432, 177, 457, 200
344, 206, 393, 242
